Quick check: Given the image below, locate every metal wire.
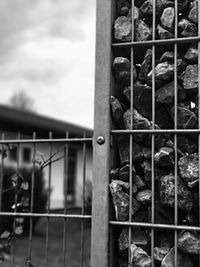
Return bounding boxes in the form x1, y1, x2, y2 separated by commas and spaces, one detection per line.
151, 1, 156, 265
174, 1, 178, 266
198, 1, 200, 266
109, 221, 200, 231
0, 133, 5, 212
0, 138, 92, 145
80, 132, 87, 267
112, 36, 200, 47
128, 1, 135, 265
62, 132, 69, 267
45, 132, 53, 267
28, 132, 36, 259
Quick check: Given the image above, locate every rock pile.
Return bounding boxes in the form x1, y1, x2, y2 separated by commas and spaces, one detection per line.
110, 0, 200, 266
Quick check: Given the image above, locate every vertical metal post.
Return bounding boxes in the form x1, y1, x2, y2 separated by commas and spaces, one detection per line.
28, 132, 36, 259
91, 0, 112, 266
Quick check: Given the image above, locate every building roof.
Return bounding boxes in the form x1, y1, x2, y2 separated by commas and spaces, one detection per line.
0, 104, 93, 138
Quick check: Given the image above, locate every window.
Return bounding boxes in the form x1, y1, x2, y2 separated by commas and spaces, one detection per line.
9, 146, 17, 161
23, 147, 31, 163
67, 148, 76, 195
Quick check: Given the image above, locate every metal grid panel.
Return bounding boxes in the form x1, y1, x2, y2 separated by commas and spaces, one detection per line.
0, 133, 92, 267
93, 0, 200, 266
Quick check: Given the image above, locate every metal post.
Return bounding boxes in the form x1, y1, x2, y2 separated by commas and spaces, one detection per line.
91, 0, 112, 266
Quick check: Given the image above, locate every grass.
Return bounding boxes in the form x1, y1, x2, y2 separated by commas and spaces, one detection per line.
1, 209, 91, 267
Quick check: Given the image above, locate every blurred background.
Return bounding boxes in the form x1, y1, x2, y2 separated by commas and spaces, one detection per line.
0, 0, 95, 128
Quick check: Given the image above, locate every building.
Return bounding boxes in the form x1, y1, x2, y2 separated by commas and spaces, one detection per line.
0, 104, 93, 209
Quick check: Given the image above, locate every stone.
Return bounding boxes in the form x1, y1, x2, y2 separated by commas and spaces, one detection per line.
140, 0, 188, 16
139, 49, 152, 82
113, 57, 135, 85
135, 189, 152, 205
181, 213, 198, 226
127, 6, 141, 20
110, 168, 120, 180
109, 181, 140, 221
116, 0, 131, 15
111, 179, 138, 194
118, 227, 150, 253
135, 0, 147, 8
154, 247, 170, 262
113, 165, 146, 190
157, 24, 174, 40
181, 64, 198, 90
184, 45, 198, 63
142, 147, 152, 159
154, 147, 174, 167
178, 231, 200, 254
160, 173, 193, 212
134, 19, 151, 41
172, 106, 198, 129
114, 16, 132, 42
160, 7, 175, 31
188, 0, 198, 24
134, 175, 146, 190
155, 81, 187, 104
131, 244, 151, 267
123, 83, 174, 129
119, 164, 136, 182
177, 135, 198, 154
178, 153, 199, 188
157, 232, 174, 249
160, 51, 174, 62
147, 59, 186, 88
142, 160, 152, 181
142, 160, 172, 183
123, 108, 152, 143
118, 135, 144, 165
110, 96, 124, 122
161, 247, 193, 267
178, 18, 197, 37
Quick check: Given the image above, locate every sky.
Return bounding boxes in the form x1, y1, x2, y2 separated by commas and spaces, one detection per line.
0, 0, 96, 128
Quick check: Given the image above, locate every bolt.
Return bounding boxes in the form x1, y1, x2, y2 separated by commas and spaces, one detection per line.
97, 136, 105, 145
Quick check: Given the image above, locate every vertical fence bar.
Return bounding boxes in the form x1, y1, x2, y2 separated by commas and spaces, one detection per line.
174, 1, 178, 266
198, 1, 200, 266
128, 1, 135, 266
62, 132, 69, 267
80, 132, 87, 267
0, 133, 5, 212
28, 132, 36, 259
45, 132, 52, 267
11, 132, 21, 267
91, 0, 112, 265
151, 1, 156, 266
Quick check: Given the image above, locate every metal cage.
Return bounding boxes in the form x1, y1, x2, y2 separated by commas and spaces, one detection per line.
92, 0, 200, 266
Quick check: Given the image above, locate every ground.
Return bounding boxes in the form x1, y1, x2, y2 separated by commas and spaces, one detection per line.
1, 210, 91, 267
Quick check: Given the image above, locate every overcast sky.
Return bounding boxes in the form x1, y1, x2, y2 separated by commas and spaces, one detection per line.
0, 0, 96, 128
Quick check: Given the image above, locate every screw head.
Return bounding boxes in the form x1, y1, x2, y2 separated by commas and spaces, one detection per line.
97, 136, 105, 145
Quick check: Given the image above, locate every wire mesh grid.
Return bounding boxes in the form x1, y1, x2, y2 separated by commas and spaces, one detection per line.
107, 0, 200, 266
0, 132, 92, 267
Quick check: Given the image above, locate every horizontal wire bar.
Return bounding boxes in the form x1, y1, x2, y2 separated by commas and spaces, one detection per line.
0, 138, 92, 144
111, 129, 200, 134
0, 212, 92, 219
112, 36, 200, 48
110, 221, 200, 231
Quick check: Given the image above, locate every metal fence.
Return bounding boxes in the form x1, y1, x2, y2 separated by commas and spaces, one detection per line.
0, 132, 92, 267
1, 0, 200, 266
92, 0, 200, 266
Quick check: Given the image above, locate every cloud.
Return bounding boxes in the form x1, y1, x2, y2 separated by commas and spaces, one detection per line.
0, 0, 95, 128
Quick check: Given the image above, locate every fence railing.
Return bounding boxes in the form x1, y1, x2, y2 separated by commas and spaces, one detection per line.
0, 132, 92, 267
